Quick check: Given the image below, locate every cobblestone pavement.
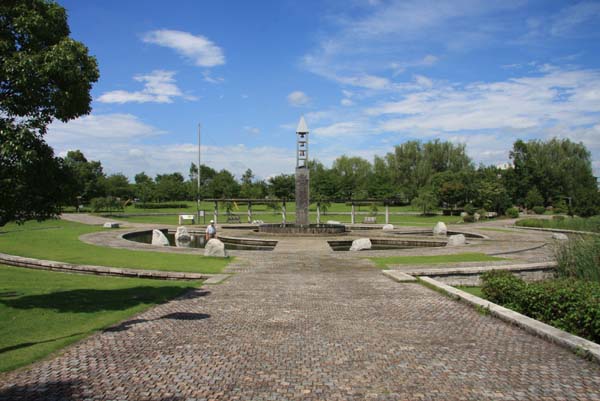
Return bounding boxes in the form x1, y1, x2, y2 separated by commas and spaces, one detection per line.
2, 251, 600, 401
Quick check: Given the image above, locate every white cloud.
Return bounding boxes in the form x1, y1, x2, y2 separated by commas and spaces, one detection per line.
202, 71, 224, 84
341, 98, 354, 106
287, 91, 310, 106
142, 29, 225, 67
46, 113, 296, 179
243, 126, 260, 135
97, 70, 194, 104
313, 121, 368, 138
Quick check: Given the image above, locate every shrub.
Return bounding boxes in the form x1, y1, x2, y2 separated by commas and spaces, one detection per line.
506, 207, 519, 218
554, 236, 600, 282
481, 270, 525, 307
481, 272, 600, 343
462, 215, 475, 223
476, 209, 487, 219
552, 215, 565, 221
516, 216, 600, 233
553, 200, 568, 214
464, 203, 476, 215
532, 206, 546, 215
134, 202, 188, 209
90, 197, 124, 213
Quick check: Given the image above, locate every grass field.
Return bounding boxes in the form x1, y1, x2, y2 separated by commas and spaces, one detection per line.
515, 216, 600, 233
0, 264, 200, 372
455, 286, 484, 297
0, 220, 230, 274
370, 253, 506, 268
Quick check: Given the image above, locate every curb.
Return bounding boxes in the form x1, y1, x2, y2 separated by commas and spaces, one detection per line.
382, 270, 417, 282
401, 261, 556, 277
418, 276, 600, 365
0, 252, 228, 282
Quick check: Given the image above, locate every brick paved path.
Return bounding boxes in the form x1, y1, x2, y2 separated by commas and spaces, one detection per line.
1, 253, 600, 400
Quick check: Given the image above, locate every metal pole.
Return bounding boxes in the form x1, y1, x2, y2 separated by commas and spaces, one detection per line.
385, 204, 389, 224
197, 123, 201, 222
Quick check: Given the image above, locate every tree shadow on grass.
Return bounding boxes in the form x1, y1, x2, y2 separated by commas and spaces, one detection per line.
0, 287, 209, 313
0, 332, 86, 355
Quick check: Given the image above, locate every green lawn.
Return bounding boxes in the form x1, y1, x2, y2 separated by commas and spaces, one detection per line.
370, 253, 506, 268
0, 264, 201, 372
455, 285, 484, 297
0, 220, 230, 274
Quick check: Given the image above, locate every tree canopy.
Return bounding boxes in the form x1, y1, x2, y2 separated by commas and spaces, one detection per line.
0, 0, 99, 225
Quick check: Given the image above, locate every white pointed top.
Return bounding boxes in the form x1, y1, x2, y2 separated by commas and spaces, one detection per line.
296, 116, 309, 133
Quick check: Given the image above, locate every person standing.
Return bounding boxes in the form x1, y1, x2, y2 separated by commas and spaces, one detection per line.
205, 220, 217, 240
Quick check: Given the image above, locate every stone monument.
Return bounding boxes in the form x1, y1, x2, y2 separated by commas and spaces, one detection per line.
295, 116, 309, 226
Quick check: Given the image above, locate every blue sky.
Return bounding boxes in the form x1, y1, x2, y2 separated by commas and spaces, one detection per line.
47, 0, 600, 179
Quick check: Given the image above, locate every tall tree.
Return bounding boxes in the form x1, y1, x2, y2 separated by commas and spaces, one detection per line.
63, 150, 106, 202
0, 0, 99, 225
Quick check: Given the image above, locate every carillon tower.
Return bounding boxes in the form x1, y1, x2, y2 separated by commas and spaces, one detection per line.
295, 116, 309, 225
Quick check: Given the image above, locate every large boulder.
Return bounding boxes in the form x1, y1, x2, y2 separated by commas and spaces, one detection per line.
103, 222, 120, 228
175, 226, 191, 242
382, 224, 394, 231
433, 222, 448, 236
552, 233, 569, 241
350, 238, 372, 251
474, 212, 481, 222
447, 234, 466, 246
327, 220, 341, 225
151, 229, 170, 246
204, 238, 228, 257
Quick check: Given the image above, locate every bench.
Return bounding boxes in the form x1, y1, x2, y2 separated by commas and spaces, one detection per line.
226, 215, 241, 223
363, 216, 377, 224
178, 214, 195, 224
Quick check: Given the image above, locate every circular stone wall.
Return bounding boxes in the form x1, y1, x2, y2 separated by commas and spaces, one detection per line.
258, 223, 346, 235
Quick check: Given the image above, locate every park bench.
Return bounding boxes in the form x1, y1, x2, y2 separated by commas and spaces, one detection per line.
178, 214, 195, 225
226, 214, 241, 223
363, 216, 377, 224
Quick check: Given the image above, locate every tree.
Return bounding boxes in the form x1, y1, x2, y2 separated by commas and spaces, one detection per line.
331, 155, 372, 199
155, 173, 187, 201
207, 170, 240, 198
268, 174, 295, 199
525, 187, 544, 209
134, 172, 155, 202
0, 0, 99, 225
104, 173, 133, 199
63, 150, 106, 203
411, 187, 438, 215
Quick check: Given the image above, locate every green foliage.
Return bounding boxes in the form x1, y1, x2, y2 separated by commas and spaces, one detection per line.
63, 150, 106, 203
411, 187, 438, 215
90, 197, 124, 213
532, 206, 546, 215
464, 203, 476, 215
481, 270, 526, 307
155, 173, 187, 201
554, 236, 600, 282
133, 202, 188, 209
104, 173, 133, 199
268, 174, 295, 199
462, 215, 475, 223
553, 199, 568, 214
506, 207, 520, 218
516, 216, 600, 233
0, 264, 197, 372
481, 272, 600, 343
0, 1, 98, 225
525, 188, 544, 209
0, 125, 75, 226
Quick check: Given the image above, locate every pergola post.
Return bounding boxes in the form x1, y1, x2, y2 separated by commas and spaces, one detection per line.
316, 202, 321, 224
213, 201, 218, 224
385, 203, 390, 224
282, 200, 287, 224
351, 202, 356, 224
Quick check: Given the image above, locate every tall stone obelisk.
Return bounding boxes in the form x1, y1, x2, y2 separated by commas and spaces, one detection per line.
295, 116, 309, 226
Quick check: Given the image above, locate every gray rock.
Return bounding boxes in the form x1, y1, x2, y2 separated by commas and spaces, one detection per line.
103, 222, 120, 228
204, 238, 228, 257
151, 229, 170, 246
474, 213, 481, 222
327, 220, 341, 225
382, 224, 394, 231
447, 234, 466, 246
460, 212, 468, 218
552, 233, 569, 241
433, 222, 448, 236
350, 238, 372, 251
175, 226, 191, 242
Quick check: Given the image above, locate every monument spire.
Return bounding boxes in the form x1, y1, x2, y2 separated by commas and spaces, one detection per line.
295, 116, 309, 225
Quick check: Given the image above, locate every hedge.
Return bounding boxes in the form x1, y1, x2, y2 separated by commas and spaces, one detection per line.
134, 202, 189, 209
481, 271, 600, 343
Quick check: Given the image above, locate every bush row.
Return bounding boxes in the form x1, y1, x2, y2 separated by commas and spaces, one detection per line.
516, 216, 600, 233
90, 197, 124, 213
133, 202, 189, 209
481, 270, 600, 343
554, 236, 600, 282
